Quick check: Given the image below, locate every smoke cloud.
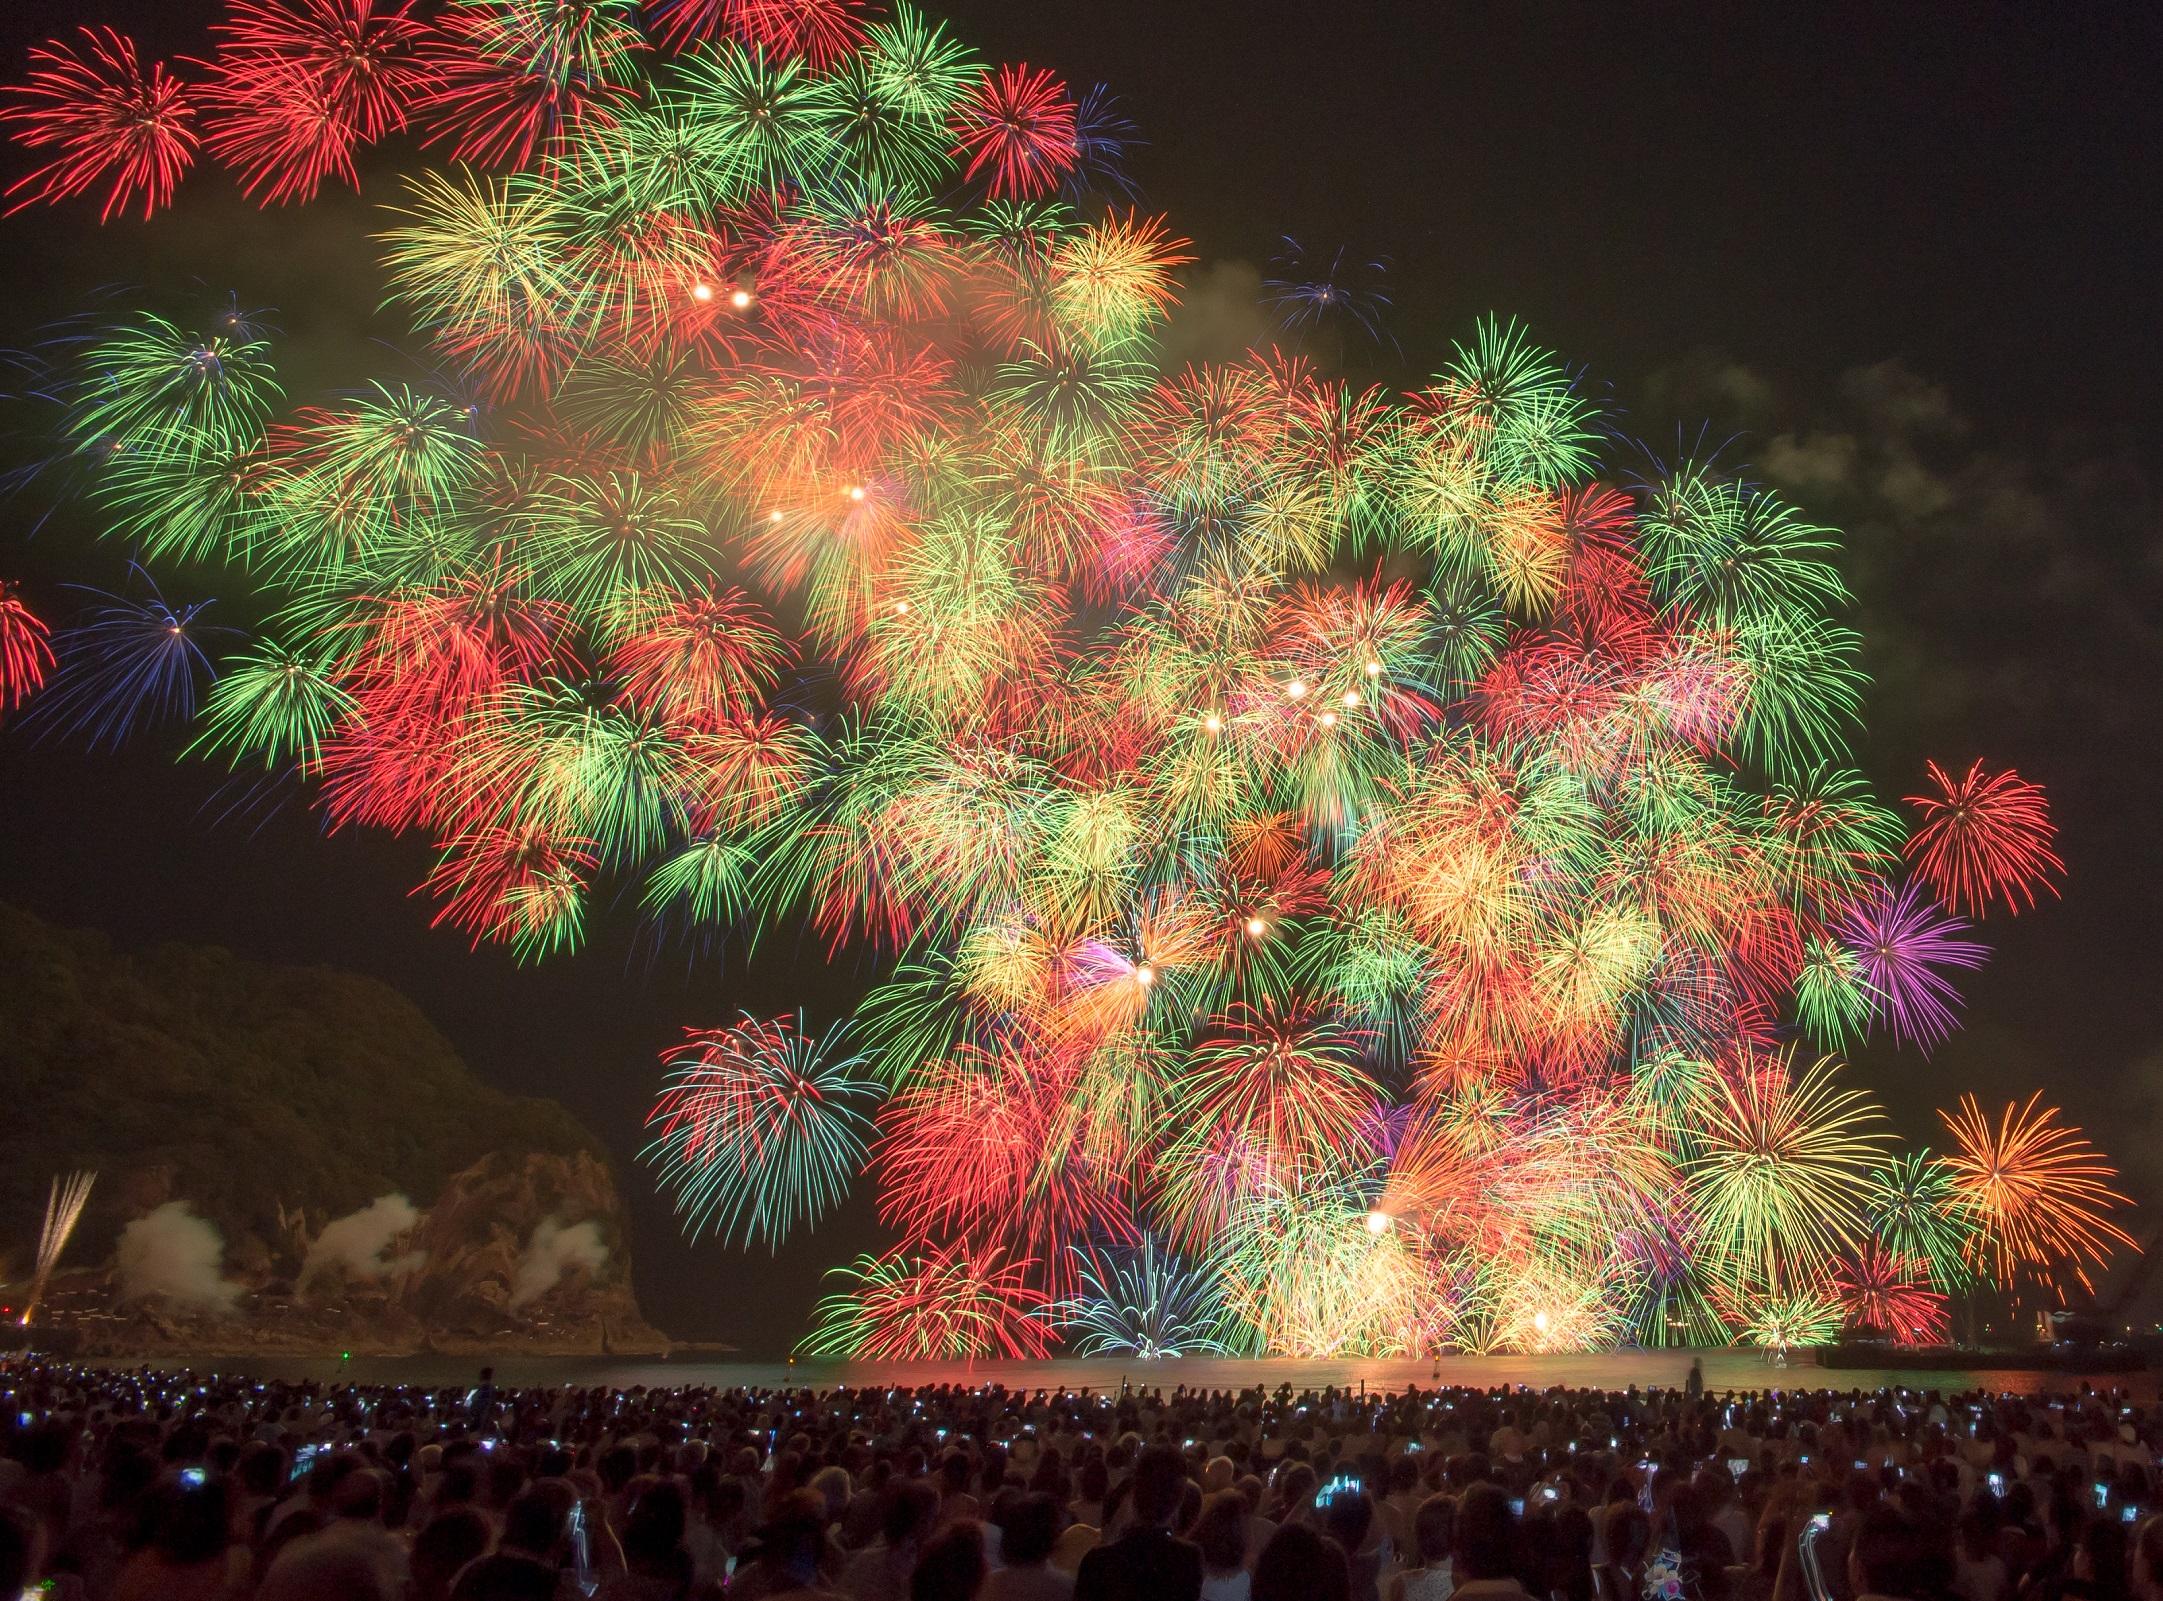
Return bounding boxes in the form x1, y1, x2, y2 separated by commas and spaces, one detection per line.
509, 1217, 608, 1311
1160, 259, 1271, 367
115, 1202, 240, 1313
298, 1193, 426, 1296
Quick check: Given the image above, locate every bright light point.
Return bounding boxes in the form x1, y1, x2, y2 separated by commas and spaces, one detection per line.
768, 509, 784, 522
1365, 659, 1384, 677
1365, 1210, 1391, 1235
1342, 690, 1361, 707
1285, 679, 1307, 699
1135, 964, 1155, 987
1202, 713, 1223, 733
1533, 1309, 1551, 1334
893, 600, 910, 615
690, 281, 715, 303
730, 288, 753, 309
1320, 710, 1339, 727
1244, 916, 1267, 938
847, 485, 866, 502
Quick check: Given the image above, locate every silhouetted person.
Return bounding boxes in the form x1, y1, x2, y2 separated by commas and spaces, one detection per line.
1451, 1484, 1532, 1601
912, 1520, 988, 1601
1075, 1446, 1202, 1601
1254, 1523, 1351, 1601
451, 1486, 565, 1601
410, 1507, 492, 1601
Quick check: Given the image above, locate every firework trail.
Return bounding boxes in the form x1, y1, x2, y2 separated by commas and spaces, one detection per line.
21, 1170, 96, 1327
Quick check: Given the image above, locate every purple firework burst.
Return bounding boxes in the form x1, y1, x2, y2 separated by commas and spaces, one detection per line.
1838, 880, 1988, 1052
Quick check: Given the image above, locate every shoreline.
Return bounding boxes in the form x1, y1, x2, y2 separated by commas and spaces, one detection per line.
22, 1347, 2148, 1401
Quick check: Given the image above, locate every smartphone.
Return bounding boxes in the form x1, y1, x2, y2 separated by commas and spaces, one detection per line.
290, 1444, 321, 1483
2124, 1505, 2140, 1525
1988, 1472, 2005, 1497
1728, 1459, 1749, 1479
2096, 1482, 2112, 1510
1316, 1475, 1362, 1511
1509, 1496, 1526, 1516
180, 1467, 207, 1488
1854, 1460, 1868, 1471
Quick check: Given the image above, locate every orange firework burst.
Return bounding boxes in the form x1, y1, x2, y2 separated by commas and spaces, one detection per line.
1940, 1092, 2135, 1295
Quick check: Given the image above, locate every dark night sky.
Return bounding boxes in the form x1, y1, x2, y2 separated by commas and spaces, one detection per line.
0, 2, 2158, 1353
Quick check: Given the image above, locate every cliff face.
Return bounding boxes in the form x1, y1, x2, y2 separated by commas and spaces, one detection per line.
403, 1150, 661, 1353
0, 903, 667, 1355
38, 1151, 667, 1358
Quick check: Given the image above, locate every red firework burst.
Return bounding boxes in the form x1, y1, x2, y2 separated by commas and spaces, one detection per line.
648, 0, 870, 70
198, 52, 360, 205
0, 581, 56, 715
874, 1042, 1137, 1304
1834, 1243, 1949, 1345
315, 575, 566, 833
420, 822, 596, 957
948, 63, 1079, 200
1, 28, 199, 221
607, 588, 794, 731
415, 0, 644, 170
196, 0, 431, 204
1905, 758, 2064, 918
211, 0, 431, 140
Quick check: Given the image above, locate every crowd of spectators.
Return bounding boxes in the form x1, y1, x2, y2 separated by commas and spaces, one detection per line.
4, 1356, 2162, 1601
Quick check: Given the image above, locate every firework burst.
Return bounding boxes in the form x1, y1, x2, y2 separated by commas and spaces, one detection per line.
1, 28, 198, 221
1905, 758, 2064, 918
1062, 1236, 1236, 1357
0, 582, 56, 716
1940, 1093, 2134, 1296
799, 1243, 1054, 1360
643, 1014, 881, 1251
0, 0, 2121, 1358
